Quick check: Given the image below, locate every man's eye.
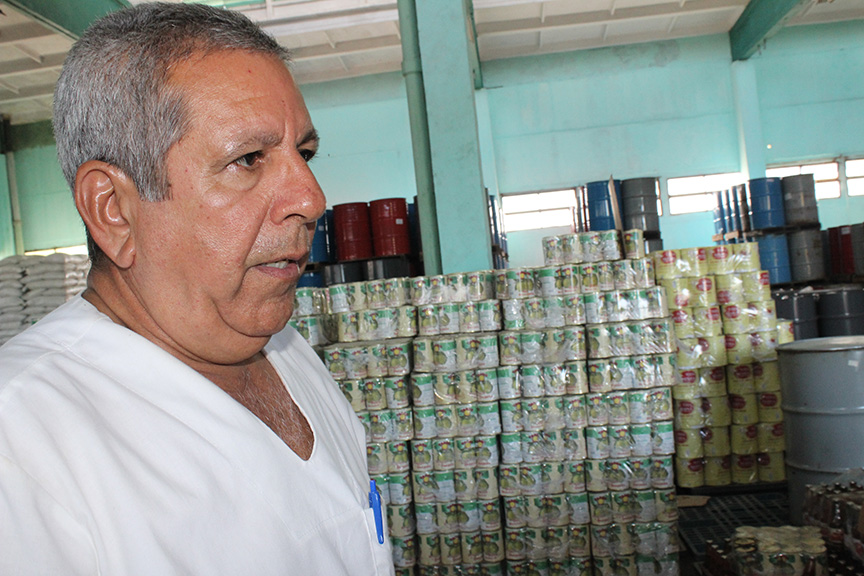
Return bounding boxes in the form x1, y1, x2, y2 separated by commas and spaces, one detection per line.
300, 149, 316, 162
235, 151, 262, 168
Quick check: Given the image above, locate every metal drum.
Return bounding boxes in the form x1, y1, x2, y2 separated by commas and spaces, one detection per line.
787, 228, 825, 283
748, 178, 786, 230
756, 234, 791, 285
713, 191, 727, 238
586, 180, 622, 231
815, 285, 864, 336
723, 188, 739, 236
781, 174, 819, 226
621, 177, 660, 233
773, 289, 819, 340
779, 336, 864, 523
734, 184, 751, 233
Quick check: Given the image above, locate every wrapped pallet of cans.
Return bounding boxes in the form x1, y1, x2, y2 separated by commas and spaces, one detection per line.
657, 242, 791, 489
730, 526, 827, 576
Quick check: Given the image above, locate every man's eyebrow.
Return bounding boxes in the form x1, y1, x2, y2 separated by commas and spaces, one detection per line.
222, 131, 282, 160
299, 128, 320, 148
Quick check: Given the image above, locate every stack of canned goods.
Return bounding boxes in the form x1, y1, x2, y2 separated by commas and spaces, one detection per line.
655, 243, 794, 489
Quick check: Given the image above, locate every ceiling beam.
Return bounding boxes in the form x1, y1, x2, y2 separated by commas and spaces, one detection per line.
729, 0, 812, 61
476, 0, 746, 36
4, 0, 131, 40
290, 34, 400, 61
0, 82, 54, 105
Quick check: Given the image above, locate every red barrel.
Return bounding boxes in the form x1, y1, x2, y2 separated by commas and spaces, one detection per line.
333, 202, 373, 262
369, 198, 411, 257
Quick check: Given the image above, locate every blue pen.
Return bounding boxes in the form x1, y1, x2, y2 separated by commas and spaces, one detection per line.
369, 479, 384, 544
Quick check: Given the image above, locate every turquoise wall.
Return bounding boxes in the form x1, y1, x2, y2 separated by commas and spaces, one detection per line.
2, 21, 864, 263
301, 72, 417, 207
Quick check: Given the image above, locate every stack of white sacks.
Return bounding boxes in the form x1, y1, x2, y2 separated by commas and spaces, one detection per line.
0, 253, 90, 345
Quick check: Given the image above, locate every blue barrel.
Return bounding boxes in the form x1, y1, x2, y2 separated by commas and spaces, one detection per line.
309, 214, 330, 264
722, 188, 738, 236
756, 233, 792, 284
586, 180, 622, 231
748, 177, 785, 230
297, 270, 324, 287
713, 190, 727, 239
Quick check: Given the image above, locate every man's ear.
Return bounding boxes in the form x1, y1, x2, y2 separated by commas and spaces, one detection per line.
74, 161, 139, 269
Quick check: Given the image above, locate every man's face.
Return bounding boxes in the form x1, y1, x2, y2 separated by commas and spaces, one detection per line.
127, 50, 325, 365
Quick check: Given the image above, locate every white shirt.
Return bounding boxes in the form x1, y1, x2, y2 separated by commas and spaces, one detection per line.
0, 296, 394, 575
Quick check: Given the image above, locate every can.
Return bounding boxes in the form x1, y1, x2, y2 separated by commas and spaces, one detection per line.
655, 488, 678, 522
605, 458, 631, 491
389, 472, 414, 505
726, 363, 754, 394
613, 259, 637, 290
721, 303, 750, 334
704, 455, 732, 486
564, 361, 588, 395
410, 276, 431, 306
725, 333, 754, 365
366, 442, 387, 475
481, 529, 506, 564
559, 233, 582, 264
558, 263, 579, 295
650, 455, 675, 489
752, 360, 781, 392
521, 298, 546, 331
507, 268, 536, 299
568, 528, 592, 561
630, 425, 653, 458
671, 308, 694, 339
757, 391, 783, 423
674, 428, 704, 459
500, 401, 523, 435
741, 270, 771, 302
580, 231, 603, 262
477, 300, 501, 332
563, 293, 586, 325
715, 273, 745, 304
390, 533, 416, 567
428, 275, 446, 304
653, 250, 682, 280
734, 242, 761, 272
520, 332, 543, 365
387, 441, 411, 474
626, 390, 651, 424
757, 422, 785, 453
607, 322, 634, 357
478, 402, 502, 436
588, 492, 613, 525
584, 459, 608, 492
730, 393, 759, 425
701, 396, 731, 428
731, 454, 758, 484
456, 403, 480, 437
633, 489, 657, 522
586, 393, 609, 426
750, 330, 778, 362
545, 398, 566, 432
633, 257, 655, 288
693, 306, 723, 337
411, 438, 436, 472
698, 366, 727, 397
659, 278, 690, 310
579, 263, 599, 293
607, 392, 631, 425
565, 461, 587, 494
434, 405, 456, 438
651, 420, 675, 455
339, 379, 366, 412
388, 339, 413, 376
623, 229, 646, 259
369, 409, 393, 443
777, 319, 795, 344
583, 293, 607, 326
586, 426, 610, 459
415, 503, 438, 535
675, 457, 705, 488
474, 464, 499, 500
440, 532, 463, 565
708, 245, 734, 275
542, 329, 566, 364
689, 276, 716, 308
757, 451, 786, 482
730, 424, 758, 455
498, 464, 521, 497
587, 359, 612, 393
600, 230, 621, 261
610, 357, 637, 391
563, 428, 587, 461
654, 353, 679, 388
412, 471, 437, 503
384, 376, 410, 410
650, 388, 673, 421
586, 324, 613, 359
497, 366, 521, 399
702, 426, 731, 457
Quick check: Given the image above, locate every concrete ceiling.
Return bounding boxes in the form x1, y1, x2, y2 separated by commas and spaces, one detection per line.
0, 0, 862, 125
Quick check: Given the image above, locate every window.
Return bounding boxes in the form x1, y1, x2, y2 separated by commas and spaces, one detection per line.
846, 158, 864, 197
666, 172, 744, 215
501, 189, 577, 232
25, 245, 88, 256
766, 161, 840, 200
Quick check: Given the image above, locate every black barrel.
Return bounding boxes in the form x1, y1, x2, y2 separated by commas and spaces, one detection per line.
621, 178, 660, 233
781, 174, 819, 226
815, 285, 864, 337
773, 289, 819, 340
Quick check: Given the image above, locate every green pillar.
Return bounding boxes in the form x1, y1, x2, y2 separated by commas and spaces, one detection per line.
731, 60, 766, 180
415, 0, 493, 274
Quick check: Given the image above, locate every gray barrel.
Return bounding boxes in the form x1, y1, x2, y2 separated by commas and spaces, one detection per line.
773, 289, 819, 340
852, 223, 864, 276
779, 336, 864, 523
782, 174, 819, 226
645, 238, 663, 254
787, 228, 825, 283
815, 285, 864, 336
621, 178, 660, 233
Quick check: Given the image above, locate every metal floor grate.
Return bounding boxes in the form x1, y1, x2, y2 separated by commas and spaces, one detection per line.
678, 491, 790, 558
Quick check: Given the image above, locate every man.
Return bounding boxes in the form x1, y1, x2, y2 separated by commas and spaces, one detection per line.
0, 3, 394, 574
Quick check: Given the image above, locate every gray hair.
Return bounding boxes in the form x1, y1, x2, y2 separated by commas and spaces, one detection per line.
52, 2, 289, 260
